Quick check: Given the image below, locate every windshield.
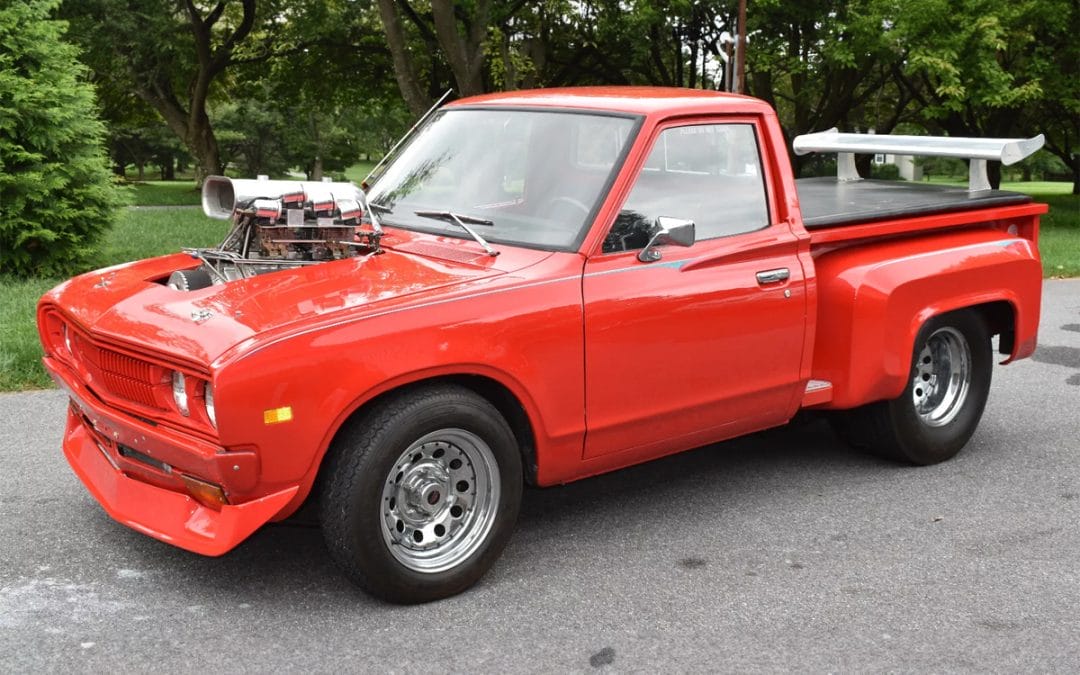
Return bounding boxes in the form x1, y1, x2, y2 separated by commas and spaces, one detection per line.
366, 108, 639, 251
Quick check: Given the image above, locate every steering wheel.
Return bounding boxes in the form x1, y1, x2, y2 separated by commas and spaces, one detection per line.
544, 195, 591, 219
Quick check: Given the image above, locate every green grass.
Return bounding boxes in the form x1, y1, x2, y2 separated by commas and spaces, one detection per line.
1035, 193, 1080, 277
129, 180, 202, 206
0, 277, 63, 390
344, 161, 378, 183
926, 179, 1079, 275
1002, 181, 1074, 195
925, 177, 1074, 194
90, 208, 226, 268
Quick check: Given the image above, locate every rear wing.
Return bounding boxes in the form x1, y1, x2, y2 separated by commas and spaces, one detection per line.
792, 128, 1045, 191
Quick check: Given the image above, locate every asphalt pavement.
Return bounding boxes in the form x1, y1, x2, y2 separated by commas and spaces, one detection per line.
2, 280, 1078, 673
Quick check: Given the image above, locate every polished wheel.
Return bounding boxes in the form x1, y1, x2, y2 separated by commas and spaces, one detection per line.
911, 326, 972, 427
319, 384, 522, 603
829, 309, 992, 465
380, 429, 499, 573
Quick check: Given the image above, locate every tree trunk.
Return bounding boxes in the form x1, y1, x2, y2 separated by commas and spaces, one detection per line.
1072, 154, 1079, 195
189, 127, 220, 182
125, 1, 254, 185
430, 0, 490, 96
855, 154, 873, 178
137, 161, 145, 181
377, 0, 433, 116
312, 156, 324, 181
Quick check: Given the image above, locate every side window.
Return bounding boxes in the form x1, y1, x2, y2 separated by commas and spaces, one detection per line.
603, 123, 770, 254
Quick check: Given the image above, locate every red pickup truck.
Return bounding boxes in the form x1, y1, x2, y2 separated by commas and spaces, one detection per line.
38, 87, 1046, 603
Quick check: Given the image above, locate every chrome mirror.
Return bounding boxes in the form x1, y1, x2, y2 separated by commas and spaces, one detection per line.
638, 217, 696, 262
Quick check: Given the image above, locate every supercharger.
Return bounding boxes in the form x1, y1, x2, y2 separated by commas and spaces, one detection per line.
167, 176, 383, 291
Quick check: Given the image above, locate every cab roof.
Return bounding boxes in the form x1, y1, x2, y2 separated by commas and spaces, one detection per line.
448, 86, 771, 118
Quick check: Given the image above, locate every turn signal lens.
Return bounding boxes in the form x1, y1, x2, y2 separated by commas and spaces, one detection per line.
180, 474, 228, 509
172, 371, 189, 416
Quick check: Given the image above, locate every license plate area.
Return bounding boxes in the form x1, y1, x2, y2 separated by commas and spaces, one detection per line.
117, 444, 173, 475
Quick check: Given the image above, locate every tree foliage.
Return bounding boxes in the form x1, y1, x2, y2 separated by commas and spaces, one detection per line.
63, 0, 270, 181
55, 0, 1079, 191
0, 0, 125, 277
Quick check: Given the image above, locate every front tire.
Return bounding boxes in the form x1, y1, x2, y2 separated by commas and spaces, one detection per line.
832, 309, 992, 465
319, 384, 522, 603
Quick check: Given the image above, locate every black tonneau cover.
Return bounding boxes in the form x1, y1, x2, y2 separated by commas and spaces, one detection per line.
796, 177, 1031, 229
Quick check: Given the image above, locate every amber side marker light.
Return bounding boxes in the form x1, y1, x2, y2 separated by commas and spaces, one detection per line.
263, 406, 293, 425
180, 474, 229, 509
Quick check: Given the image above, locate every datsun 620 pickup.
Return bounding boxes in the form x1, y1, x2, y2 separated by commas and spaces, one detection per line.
38, 87, 1047, 603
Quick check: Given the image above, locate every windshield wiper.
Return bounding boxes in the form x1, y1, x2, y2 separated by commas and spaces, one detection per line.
414, 210, 499, 257
368, 201, 393, 214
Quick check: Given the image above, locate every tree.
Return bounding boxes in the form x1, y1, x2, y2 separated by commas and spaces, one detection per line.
1018, 0, 1079, 193
889, 0, 1065, 187
63, 0, 263, 181
531, 0, 731, 89
98, 92, 187, 180
0, 0, 125, 277
378, 0, 541, 114
214, 83, 291, 177
246, 0, 399, 178
747, 0, 913, 176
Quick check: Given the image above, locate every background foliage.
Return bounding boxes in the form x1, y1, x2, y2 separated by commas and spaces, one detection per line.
49, 0, 1077, 192
0, 0, 125, 277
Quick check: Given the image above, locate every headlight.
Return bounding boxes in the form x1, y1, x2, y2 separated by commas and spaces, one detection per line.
204, 382, 216, 428
172, 371, 189, 416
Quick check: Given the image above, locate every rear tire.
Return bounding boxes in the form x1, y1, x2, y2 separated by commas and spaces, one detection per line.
832, 309, 992, 465
319, 384, 522, 603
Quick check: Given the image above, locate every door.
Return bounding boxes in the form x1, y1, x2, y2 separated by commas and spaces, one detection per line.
583, 120, 807, 458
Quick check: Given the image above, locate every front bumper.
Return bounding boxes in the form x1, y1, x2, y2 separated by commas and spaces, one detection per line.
45, 356, 297, 556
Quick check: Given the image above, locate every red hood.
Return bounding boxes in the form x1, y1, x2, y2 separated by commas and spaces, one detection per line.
43, 235, 551, 368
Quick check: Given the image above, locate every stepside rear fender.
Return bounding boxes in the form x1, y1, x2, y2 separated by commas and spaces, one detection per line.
811, 227, 1042, 409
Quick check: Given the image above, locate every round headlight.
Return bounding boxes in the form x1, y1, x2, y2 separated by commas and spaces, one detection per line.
204, 382, 216, 428
172, 371, 189, 416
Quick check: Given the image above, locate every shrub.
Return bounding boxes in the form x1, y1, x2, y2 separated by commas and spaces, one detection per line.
870, 163, 902, 180
0, 0, 125, 277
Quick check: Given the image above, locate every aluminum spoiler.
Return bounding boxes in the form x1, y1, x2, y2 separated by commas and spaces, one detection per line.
792, 128, 1045, 191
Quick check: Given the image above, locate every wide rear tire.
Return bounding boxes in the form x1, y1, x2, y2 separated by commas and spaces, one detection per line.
832, 309, 992, 465
319, 384, 522, 604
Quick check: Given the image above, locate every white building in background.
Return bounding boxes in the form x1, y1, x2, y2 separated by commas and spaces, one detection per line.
873, 153, 924, 181
867, 129, 924, 181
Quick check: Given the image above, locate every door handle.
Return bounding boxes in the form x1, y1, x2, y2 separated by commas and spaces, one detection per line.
756, 268, 790, 285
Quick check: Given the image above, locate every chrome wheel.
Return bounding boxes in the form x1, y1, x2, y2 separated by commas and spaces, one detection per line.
380, 428, 500, 574
912, 326, 972, 427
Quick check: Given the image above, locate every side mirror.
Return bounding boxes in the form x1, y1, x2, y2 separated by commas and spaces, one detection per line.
638, 217, 696, 262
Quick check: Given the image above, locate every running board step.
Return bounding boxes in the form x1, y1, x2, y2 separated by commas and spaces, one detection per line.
801, 379, 833, 407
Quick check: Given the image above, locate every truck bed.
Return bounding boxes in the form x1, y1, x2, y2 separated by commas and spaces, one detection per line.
796, 177, 1032, 229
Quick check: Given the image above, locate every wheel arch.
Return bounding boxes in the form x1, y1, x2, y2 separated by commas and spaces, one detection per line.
315, 369, 542, 495
813, 232, 1041, 409
972, 299, 1017, 358
907, 297, 1020, 366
